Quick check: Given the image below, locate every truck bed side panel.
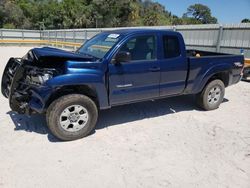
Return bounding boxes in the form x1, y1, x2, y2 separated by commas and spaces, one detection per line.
185, 55, 244, 94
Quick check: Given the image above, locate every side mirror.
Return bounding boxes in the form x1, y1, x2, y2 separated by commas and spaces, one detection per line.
115, 51, 131, 63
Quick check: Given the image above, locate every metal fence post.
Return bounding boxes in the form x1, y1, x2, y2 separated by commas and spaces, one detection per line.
73, 29, 76, 50
0, 29, 3, 40
216, 25, 223, 52
40, 29, 42, 40
84, 30, 87, 43
73, 29, 76, 42
63, 30, 66, 48
55, 30, 58, 47
48, 30, 50, 46
173, 26, 176, 31
22, 30, 24, 40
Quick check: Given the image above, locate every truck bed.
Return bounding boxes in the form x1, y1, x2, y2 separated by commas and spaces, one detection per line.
186, 49, 229, 57
184, 50, 244, 94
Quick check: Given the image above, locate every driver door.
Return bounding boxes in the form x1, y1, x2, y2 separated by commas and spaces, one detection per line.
109, 34, 160, 105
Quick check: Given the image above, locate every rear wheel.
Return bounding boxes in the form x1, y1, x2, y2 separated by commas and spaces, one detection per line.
46, 94, 98, 141
196, 79, 225, 111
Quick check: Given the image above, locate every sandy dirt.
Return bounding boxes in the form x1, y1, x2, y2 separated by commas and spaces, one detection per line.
0, 46, 250, 188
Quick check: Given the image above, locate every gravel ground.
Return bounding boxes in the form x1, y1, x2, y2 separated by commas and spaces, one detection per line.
0, 46, 250, 188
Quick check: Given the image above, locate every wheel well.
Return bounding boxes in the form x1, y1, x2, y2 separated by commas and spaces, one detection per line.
45, 85, 99, 109
207, 71, 229, 87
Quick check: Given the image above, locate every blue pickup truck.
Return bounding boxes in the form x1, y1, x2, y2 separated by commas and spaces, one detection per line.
1, 29, 244, 141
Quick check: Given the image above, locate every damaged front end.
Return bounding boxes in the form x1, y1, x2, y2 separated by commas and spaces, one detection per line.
1, 57, 59, 114
2, 47, 95, 115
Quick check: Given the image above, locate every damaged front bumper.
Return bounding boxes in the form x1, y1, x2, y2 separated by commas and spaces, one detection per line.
1, 58, 55, 115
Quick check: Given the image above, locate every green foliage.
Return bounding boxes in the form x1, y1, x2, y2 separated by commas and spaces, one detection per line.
0, 7, 4, 28
183, 4, 217, 24
141, 1, 171, 26
1, 1, 26, 29
3, 23, 16, 29
0, 1, 219, 29
241, 18, 250, 23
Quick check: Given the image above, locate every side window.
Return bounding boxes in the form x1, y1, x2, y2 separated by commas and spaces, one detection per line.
119, 35, 156, 61
163, 36, 181, 59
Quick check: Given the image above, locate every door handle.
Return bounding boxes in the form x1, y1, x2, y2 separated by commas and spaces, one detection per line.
149, 67, 160, 72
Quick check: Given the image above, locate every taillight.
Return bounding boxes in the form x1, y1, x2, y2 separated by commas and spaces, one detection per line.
234, 62, 244, 76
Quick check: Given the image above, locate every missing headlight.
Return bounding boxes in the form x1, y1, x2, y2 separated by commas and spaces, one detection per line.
25, 66, 59, 86
29, 73, 53, 85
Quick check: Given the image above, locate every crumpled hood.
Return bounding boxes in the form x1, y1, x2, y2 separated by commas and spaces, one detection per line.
29, 47, 94, 62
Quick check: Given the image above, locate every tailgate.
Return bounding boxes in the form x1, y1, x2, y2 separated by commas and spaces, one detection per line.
243, 58, 250, 80
245, 58, 250, 68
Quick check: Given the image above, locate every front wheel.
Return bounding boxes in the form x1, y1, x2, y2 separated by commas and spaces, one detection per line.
196, 79, 225, 111
46, 94, 98, 141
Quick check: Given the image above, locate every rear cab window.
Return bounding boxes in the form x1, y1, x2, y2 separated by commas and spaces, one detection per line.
163, 35, 181, 59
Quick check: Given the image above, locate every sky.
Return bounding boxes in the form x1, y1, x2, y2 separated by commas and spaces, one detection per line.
155, 0, 250, 23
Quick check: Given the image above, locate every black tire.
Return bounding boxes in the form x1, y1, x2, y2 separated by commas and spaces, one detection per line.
196, 79, 225, 111
46, 94, 98, 141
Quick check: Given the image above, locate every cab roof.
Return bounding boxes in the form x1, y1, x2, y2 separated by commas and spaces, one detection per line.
105, 28, 177, 35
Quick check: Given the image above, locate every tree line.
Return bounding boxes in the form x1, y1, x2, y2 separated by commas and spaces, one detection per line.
0, 0, 247, 30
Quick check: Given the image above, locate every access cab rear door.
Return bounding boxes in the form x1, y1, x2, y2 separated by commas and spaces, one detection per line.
158, 32, 188, 96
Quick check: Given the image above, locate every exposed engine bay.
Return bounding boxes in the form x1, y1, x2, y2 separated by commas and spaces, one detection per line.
1, 57, 59, 114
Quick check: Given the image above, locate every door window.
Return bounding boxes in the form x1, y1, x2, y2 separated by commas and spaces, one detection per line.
119, 35, 156, 61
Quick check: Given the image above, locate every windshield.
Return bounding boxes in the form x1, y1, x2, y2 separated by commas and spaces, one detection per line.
77, 33, 121, 59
